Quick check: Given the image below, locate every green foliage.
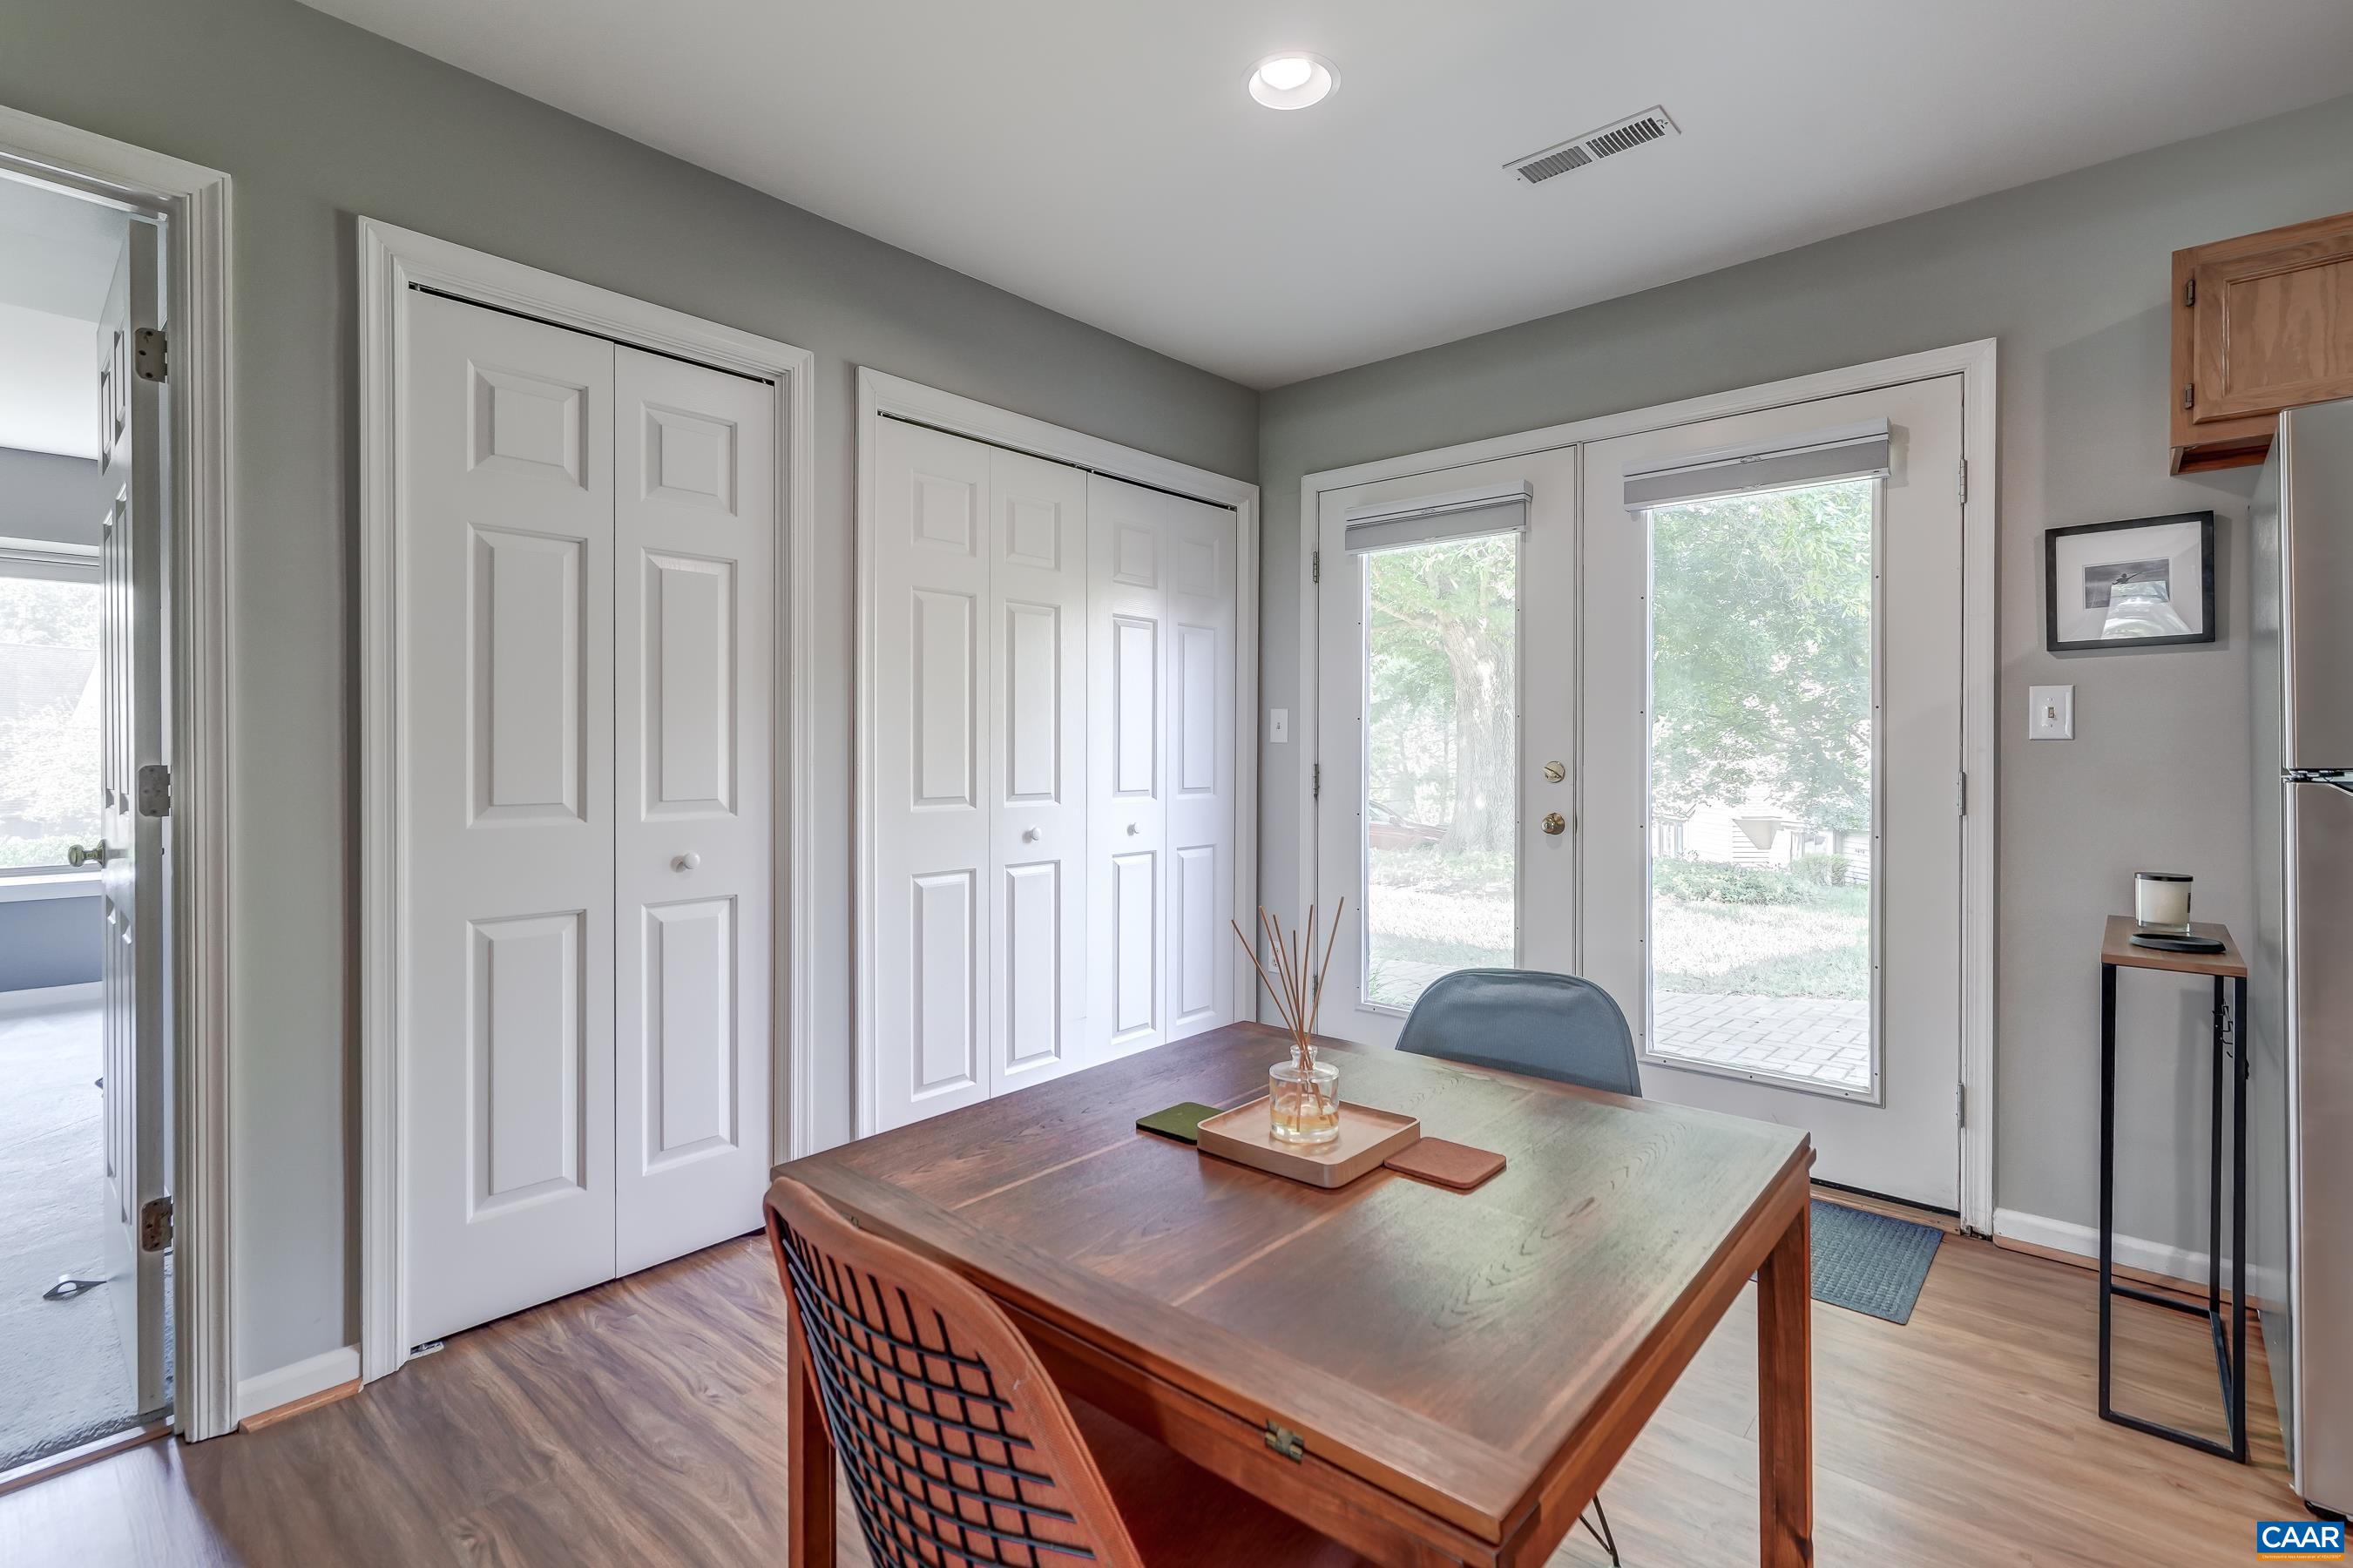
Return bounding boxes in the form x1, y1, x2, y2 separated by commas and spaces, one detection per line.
1363, 533, 1517, 855
1652, 858, 1814, 906
1791, 851, 1852, 888
1650, 481, 1873, 832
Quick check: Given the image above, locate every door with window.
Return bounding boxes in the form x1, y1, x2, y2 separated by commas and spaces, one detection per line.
1313, 449, 1578, 1045
1582, 378, 1964, 1208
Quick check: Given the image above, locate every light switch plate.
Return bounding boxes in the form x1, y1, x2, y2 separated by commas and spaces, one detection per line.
2028, 684, 2074, 740
1268, 707, 1289, 743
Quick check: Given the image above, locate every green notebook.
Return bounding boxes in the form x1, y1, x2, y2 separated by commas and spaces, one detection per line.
1135, 1102, 1224, 1145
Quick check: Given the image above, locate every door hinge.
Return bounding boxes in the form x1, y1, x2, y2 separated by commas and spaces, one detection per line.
1312, 763, 1321, 800
1957, 1082, 1966, 1127
1956, 457, 1968, 507
2183, 277, 2195, 308
1311, 548, 1321, 585
139, 1195, 173, 1253
134, 327, 168, 384
2182, 382, 2194, 410
1956, 770, 1966, 815
137, 763, 172, 818
1264, 1422, 1307, 1462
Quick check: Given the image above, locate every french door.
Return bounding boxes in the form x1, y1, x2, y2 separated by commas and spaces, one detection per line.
1313, 377, 1964, 1208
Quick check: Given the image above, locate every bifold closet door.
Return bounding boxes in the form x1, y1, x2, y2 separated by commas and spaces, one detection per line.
403, 291, 619, 1345
1085, 474, 1237, 1059
869, 419, 1088, 1132
612, 345, 773, 1274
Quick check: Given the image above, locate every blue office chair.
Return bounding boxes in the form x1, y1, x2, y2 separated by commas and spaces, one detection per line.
1396, 967, 1639, 1565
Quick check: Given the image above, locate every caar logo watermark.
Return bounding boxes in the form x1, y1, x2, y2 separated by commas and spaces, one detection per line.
2258, 1518, 2346, 1560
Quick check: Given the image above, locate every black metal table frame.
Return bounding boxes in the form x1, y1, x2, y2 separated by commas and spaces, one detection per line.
2098, 961, 2248, 1462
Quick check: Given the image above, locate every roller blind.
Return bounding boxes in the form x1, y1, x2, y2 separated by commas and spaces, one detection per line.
0, 536, 101, 584
1623, 420, 1890, 510
1343, 482, 1531, 554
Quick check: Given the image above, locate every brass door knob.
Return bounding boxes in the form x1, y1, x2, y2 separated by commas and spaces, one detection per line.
1541, 812, 1566, 836
67, 841, 108, 867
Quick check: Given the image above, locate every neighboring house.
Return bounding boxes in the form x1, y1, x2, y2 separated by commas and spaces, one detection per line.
1653, 800, 1873, 883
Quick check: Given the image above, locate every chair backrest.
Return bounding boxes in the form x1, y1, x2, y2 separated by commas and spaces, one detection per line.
766, 1176, 1144, 1568
1394, 968, 1643, 1097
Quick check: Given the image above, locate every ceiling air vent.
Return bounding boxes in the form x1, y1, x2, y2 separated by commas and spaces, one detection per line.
1506, 106, 1679, 186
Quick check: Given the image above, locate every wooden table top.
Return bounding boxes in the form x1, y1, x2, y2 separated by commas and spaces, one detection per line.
780, 1022, 1813, 1552
2100, 915, 2248, 978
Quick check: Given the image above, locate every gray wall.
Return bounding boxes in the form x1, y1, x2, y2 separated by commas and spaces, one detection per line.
0, 447, 110, 547
1261, 91, 2353, 1254
0, 898, 101, 990
3, 0, 1257, 1379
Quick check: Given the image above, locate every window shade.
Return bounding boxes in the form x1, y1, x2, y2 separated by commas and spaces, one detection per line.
1623, 420, 1890, 510
0, 537, 101, 584
1343, 482, 1531, 554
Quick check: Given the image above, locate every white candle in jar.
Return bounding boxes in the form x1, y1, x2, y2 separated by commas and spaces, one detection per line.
2135, 872, 2193, 933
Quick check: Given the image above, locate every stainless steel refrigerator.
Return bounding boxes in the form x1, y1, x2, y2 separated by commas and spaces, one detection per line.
2250, 396, 2353, 1519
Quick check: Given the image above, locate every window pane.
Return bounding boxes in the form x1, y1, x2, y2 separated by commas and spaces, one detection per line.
0, 575, 102, 869
1361, 531, 1518, 1010
1646, 478, 1874, 1091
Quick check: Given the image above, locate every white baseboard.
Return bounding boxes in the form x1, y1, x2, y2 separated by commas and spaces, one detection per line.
235, 1344, 360, 1425
1993, 1207, 2289, 1308
0, 980, 101, 1015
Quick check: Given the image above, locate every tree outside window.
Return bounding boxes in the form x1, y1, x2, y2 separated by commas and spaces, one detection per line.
0, 573, 102, 870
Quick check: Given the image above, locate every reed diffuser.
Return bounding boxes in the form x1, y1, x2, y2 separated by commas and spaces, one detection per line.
1232, 900, 1345, 1145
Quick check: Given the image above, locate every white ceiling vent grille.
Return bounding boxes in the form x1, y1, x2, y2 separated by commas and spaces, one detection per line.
1506, 106, 1679, 186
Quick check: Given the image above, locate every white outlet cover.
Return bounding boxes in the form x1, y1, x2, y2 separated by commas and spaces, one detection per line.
2027, 684, 2074, 740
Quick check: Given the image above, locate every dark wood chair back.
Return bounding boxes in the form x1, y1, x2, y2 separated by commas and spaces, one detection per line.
765, 1175, 1146, 1568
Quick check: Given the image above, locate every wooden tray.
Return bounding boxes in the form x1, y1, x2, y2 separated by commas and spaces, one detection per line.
1196, 1098, 1421, 1188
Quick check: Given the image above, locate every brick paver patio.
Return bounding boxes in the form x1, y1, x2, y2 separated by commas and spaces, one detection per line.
1651, 990, 1870, 1088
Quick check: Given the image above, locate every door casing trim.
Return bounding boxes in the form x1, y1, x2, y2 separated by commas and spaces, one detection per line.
0, 105, 237, 1443
853, 368, 1263, 1139
1295, 339, 1998, 1233
356, 218, 817, 1382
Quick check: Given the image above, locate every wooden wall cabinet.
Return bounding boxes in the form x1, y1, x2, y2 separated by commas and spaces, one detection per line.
2172, 208, 2353, 473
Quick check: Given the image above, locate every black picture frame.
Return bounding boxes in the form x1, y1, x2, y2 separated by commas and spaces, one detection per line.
2044, 511, 2216, 653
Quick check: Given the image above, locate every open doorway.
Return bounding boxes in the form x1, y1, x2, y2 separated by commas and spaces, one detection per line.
0, 172, 168, 1476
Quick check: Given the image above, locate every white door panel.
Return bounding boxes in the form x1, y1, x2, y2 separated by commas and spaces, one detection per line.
403, 292, 618, 1343
871, 421, 994, 1129
1087, 474, 1236, 1057
95, 220, 168, 1414
1582, 378, 1964, 1209
613, 345, 772, 1274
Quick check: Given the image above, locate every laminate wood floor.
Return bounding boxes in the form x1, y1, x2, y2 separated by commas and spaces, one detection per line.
0, 1212, 2306, 1566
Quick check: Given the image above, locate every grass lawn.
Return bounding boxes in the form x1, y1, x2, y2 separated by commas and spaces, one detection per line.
1653, 884, 1869, 999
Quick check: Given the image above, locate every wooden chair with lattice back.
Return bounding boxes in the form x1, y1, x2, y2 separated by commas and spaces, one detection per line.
766, 1175, 1370, 1567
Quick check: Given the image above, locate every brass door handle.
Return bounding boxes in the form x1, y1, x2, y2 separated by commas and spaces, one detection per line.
67, 841, 108, 867
1541, 813, 1565, 836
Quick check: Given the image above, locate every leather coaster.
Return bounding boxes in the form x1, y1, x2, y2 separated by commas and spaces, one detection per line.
1384, 1137, 1505, 1192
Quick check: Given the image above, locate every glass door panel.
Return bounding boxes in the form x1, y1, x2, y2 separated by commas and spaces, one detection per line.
1646, 476, 1877, 1094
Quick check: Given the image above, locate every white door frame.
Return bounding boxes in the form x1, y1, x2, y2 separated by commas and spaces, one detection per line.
0, 106, 236, 1443
0, 109, 236, 1442
855, 369, 1261, 1138
357, 219, 816, 1382
1295, 341, 1998, 1233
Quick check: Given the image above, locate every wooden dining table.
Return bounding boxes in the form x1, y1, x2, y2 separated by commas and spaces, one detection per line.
776, 1022, 1815, 1567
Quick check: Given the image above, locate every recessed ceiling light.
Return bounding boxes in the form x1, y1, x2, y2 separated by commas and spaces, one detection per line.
1248, 52, 1337, 112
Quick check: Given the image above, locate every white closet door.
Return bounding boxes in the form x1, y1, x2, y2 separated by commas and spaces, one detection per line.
870, 420, 996, 1130
1085, 475, 1237, 1059
987, 449, 1089, 1092
403, 291, 618, 1345
612, 347, 774, 1274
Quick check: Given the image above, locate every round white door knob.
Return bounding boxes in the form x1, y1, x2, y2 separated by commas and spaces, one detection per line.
673, 852, 701, 873
1023, 828, 1039, 842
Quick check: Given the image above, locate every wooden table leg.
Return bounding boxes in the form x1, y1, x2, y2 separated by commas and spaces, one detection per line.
1755, 1200, 1814, 1567
788, 1317, 835, 1565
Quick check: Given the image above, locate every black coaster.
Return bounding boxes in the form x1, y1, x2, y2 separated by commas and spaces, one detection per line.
2129, 932, 2226, 954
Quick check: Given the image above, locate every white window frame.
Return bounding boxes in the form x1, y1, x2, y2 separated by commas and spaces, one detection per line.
1295, 341, 1998, 1234
0, 544, 104, 877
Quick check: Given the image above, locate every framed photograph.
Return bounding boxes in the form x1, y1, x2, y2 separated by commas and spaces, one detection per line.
2044, 511, 2215, 652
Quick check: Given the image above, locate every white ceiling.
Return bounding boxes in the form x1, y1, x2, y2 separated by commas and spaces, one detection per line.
0, 177, 126, 459
299, 0, 2353, 388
